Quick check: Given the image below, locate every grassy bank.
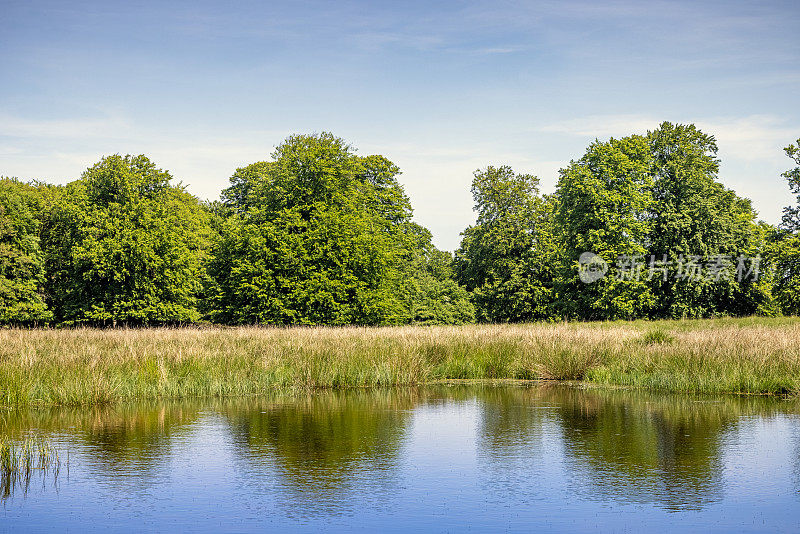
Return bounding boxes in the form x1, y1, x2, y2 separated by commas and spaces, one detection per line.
1, 317, 799, 406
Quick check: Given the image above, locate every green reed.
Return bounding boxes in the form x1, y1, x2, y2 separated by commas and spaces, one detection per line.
0, 435, 64, 499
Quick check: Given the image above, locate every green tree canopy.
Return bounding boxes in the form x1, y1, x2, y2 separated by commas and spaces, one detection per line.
455, 166, 556, 322
0, 126, 784, 326
781, 138, 800, 232
42, 155, 211, 325
401, 223, 474, 325
645, 122, 767, 318
769, 138, 800, 314
554, 135, 655, 320
210, 133, 424, 325
460, 123, 773, 322
548, 123, 771, 320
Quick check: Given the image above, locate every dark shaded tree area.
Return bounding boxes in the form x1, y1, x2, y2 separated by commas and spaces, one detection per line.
0, 125, 797, 326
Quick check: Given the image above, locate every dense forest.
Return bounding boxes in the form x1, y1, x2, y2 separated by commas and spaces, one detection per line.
1, 122, 799, 326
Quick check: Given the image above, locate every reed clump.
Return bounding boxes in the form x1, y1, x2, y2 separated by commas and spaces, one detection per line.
0, 317, 798, 406
0, 435, 63, 498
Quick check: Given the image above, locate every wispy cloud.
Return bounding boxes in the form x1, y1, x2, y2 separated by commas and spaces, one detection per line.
0, 112, 132, 140
349, 31, 446, 52
473, 47, 521, 55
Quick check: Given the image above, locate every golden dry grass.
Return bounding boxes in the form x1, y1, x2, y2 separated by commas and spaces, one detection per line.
1, 317, 799, 406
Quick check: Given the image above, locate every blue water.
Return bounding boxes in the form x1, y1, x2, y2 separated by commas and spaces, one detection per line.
2, 385, 799, 532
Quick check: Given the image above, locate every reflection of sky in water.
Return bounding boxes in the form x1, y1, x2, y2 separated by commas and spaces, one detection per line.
1, 387, 799, 532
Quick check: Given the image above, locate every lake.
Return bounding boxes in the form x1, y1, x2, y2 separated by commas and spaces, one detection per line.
2, 384, 799, 532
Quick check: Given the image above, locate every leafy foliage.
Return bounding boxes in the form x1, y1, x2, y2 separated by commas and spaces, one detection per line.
644, 122, 768, 318
769, 138, 800, 315
42, 155, 211, 325
402, 224, 474, 325
781, 138, 800, 232
210, 133, 470, 326
0, 179, 51, 324
459, 123, 780, 321
454, 166, 556, 322
554, 135, 655, 320
0, 126, 795, 326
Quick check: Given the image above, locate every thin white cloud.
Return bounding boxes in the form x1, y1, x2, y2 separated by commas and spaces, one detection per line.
0, 113, 131, 139
349, 31, 445, 52
473, 47, 520, 55
0, 145, 23, 156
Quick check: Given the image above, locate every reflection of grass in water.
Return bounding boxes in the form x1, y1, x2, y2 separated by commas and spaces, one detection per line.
0, 436, 64, 499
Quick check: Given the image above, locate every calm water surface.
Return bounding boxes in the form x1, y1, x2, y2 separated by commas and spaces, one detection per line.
2, 385, 799, 532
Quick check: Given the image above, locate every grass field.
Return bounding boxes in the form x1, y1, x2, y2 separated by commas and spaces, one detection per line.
1, 317, 799, 406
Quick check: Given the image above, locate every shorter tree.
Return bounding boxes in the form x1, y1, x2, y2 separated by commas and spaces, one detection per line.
455, 166, 556, 322
401, 224, 474, 325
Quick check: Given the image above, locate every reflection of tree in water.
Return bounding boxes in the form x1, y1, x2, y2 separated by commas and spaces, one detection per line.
473, 386, 546, 450
2, 384, 797, 512
544, 387, 786, 511
471, 385, 553, 505
221, 389, 419, 516
0, 403, 201, 482
474, 385, 550, 458
79, 403, 200, 478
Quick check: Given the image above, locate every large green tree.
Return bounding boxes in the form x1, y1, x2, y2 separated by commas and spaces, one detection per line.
455, 166, 557, 322
210, 133, 439, 325
645, 122, 770, 318
551, 123, 772, 321
554, 135, 655, 320
43, 155, 211, 325
0, 178, 51, 324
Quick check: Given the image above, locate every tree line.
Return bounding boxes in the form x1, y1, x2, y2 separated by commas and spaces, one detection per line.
1, 122, 799, 326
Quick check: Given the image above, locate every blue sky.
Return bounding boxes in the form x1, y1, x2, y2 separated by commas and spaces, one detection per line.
1, 0, 798, 250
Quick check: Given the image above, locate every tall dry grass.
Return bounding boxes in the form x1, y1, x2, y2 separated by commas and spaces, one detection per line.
0, 318, 799, 406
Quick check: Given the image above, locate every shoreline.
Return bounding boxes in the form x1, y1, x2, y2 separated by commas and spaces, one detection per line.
2, 317, 799, 407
